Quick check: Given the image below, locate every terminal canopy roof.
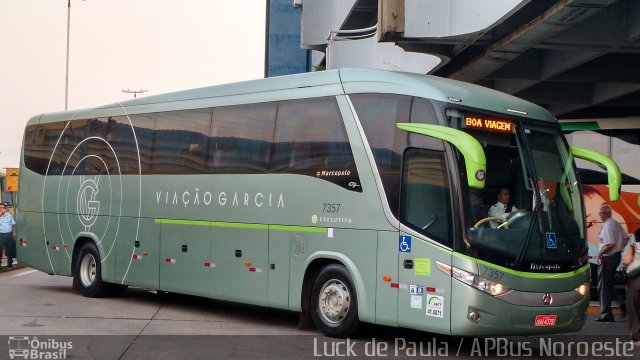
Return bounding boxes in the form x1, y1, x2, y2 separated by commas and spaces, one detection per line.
345, 0, 640, 120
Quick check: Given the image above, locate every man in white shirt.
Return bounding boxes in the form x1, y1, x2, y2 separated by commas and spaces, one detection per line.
595, 204, 629, 322
488, 187, 518, 228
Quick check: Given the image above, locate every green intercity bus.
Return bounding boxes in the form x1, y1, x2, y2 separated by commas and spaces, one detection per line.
17, 69, 620, 337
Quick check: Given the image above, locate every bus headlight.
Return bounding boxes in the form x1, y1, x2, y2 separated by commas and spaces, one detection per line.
574, 282, 589, 297
451, 267, 510, 296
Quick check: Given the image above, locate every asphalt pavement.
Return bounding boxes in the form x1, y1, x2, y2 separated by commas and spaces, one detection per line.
0, 266, 638, 359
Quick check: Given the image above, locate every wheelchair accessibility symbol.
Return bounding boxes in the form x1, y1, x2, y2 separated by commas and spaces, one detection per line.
546, 232, 557, 249
399, 236, 412, 252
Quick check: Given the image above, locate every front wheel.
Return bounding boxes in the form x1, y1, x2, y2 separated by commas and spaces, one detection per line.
310, 264, 362, 338
73, 242, 119, 297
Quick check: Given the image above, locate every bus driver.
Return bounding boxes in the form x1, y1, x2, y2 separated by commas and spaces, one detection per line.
488, 187, 518, 228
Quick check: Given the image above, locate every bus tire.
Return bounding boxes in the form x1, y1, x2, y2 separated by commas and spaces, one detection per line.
73, 242, 112, 298
310, 264, 362, 338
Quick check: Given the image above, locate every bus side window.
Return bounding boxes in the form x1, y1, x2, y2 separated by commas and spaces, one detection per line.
209, 102, 276, 174
272, 97, 360, 191
400, 148, 453, 247
152, 109, 211, 174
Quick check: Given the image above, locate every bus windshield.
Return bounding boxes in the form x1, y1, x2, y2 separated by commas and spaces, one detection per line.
446, 109, 586, 272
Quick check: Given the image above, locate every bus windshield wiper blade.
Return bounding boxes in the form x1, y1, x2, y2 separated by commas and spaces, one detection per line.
513, 178, 543, 267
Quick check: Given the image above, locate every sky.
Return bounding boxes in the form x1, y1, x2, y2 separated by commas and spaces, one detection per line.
0, 0, 267, 168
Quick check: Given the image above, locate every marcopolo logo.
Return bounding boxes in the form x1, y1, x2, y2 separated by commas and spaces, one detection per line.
8, 336, 72, 360
316, 169, 351, 177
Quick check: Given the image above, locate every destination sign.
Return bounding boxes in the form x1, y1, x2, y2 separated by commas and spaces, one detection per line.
464, 116, 513, 133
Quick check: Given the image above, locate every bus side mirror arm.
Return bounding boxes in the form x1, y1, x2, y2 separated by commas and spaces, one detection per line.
396, 123, 486, 189
570, 146, 621, 201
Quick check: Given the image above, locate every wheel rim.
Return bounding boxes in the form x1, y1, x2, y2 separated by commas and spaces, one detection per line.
318, 279, 351, 324
79, 253, 97, 288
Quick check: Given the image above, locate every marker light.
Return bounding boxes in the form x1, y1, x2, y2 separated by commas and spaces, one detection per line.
451, 267, 510, 296
575, 282, 589, 297
506, 108, 528, 115
436, 261, 452, 275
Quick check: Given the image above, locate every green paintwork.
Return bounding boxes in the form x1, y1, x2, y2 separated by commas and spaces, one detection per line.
570, 146, 621, 201
155, 218, 326, 233
17, 68, 591, 337
396, 123, 486, 189
375, 231, 399, 327
454, 252, 589, 280
450, 279, 588, 336
340, 69, 556, 122
559, 121, 600, 131
398, 230, 452, 333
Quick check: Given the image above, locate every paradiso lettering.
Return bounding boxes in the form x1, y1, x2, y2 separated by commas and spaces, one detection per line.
155, 188, 285, 209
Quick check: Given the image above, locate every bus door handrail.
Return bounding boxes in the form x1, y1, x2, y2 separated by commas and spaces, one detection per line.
570, 146, 621, 201
396, 123, 486, 189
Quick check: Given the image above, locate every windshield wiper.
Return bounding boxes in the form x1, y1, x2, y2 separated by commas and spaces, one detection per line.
512, 178, 544, 267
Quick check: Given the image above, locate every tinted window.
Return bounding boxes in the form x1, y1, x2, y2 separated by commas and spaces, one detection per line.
59, 119, 91, 174
152, 109, 211, 174
23, 121, 77, 175
400, 149, 453, 247
350, 94, 442, 215
209, 102, 276, 173
273, 97, 360, 191
131, 114, 155, 174
23, 124, 39, 172
24, 97, 360, 190
72, 118, 109, 175
102, 115, 153, 175
24, 120, 93, 175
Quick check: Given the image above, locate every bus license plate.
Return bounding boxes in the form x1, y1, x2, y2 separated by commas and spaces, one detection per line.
534, 315, 557, 327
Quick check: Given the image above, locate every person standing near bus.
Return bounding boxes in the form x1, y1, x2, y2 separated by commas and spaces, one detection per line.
622, 229, 640, 347
596, 204, 629, 322
488, 187, 518, 228
0, 202, 16, 268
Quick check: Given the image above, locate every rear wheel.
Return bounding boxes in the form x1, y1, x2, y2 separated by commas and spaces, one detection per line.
73, 242, 119, 297
310, 264, 361, 338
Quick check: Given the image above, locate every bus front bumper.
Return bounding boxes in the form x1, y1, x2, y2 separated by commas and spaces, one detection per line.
450, 281, 589, 336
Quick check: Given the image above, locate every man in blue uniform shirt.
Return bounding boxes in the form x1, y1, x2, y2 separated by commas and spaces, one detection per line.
0, 202, 16, 268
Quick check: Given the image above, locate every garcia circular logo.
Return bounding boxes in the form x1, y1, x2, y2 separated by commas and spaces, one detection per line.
77, 176, 101, 231
41, 117, 142, 281
475, 169, 486, 181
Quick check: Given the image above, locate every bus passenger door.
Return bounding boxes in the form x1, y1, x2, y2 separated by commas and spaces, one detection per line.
397, 149, 453, 334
